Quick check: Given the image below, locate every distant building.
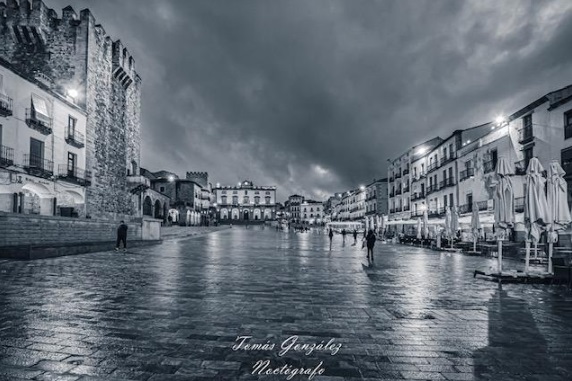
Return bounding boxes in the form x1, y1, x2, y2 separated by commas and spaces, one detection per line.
213, 180, 277, 223
300, 200, 323, 225
287, 194, 304, 222
365, 178, 388, 217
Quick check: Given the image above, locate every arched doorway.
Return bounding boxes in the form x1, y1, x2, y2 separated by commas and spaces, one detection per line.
253, 208, 261, 220
154, 200, 162, 218
143, 196, 152, 216
21, 182, 53, 215
243, 210, 249, 221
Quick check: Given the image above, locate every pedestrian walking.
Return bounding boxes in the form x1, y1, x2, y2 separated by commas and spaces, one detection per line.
365, 229, 376, 262
341, 229, 347, 244
329, 228, 334, 251
115, 220, 128, 252
353, 229, 358, 244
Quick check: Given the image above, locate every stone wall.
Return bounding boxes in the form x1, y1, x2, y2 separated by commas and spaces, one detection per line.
0, 0, 142, 221
0, 211, 142, 247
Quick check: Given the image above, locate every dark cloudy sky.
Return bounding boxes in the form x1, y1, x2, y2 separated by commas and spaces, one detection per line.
51, 0, 572, 201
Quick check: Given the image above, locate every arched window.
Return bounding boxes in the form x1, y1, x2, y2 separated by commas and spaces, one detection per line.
143, 196, 153, 216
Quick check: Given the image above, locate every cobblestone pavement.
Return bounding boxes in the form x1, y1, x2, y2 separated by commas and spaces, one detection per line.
0, 227, 571, 381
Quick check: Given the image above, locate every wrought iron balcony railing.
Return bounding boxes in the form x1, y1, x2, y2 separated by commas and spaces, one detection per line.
23, 154, 53, 178
426, 184, 439, 195
427, 161, 440, 173
395, 187, 402, 195
65, 130, 85, 148
58, 165, 92, 186
403, 168, 410, 176
411, 192, 425, 201
440, 153, 455, 167
0, 93, 13, 117
0, 145, 14, 167
518, 125, 533, 144
459, 168, 475, 182
484, 159, 496, 174
395, 171, 402, 179
439, 177, 456, 189
26, 108, 53, 135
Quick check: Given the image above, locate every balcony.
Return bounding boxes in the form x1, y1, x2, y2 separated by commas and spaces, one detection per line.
127, 175, 150, 187
426, 184, 439, 195
0, 145, 14, 167
403, 186, 410, 193
26, 108, 53, 135
411, 210, 424, 218
395, 187, 402, 195
403, 204, 410, 211
428, 207, 445, 218
389, 191, 395, 198
518, 125, 534, 144
23, 154, 53, 178
484, 159, 496, 174
395, 172, 402, 179
440, 154, 455, 167
403, 168, 410, 176
411, 192, 425, 201
389, 176, 394, 182
439, 177, 456, 189
427, 161, 439, 173
0, 93, 13, 117
58, 165, 92, 186
459, 168, 475, 182
65, 130, 85, 148
458, 201, 491, 214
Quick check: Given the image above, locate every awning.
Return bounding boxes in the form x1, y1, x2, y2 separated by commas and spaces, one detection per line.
31, 94, 50, 119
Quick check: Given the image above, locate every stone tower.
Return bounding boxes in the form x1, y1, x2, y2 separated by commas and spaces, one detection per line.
0, 0, 142, 219
186, 171, 208, 188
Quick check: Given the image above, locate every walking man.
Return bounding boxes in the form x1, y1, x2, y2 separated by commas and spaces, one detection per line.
116, 220, 128, 252
353, 229, 358, 245
328, 228, 334, 251
366, 229, 376, 262
341, 229, 347, 245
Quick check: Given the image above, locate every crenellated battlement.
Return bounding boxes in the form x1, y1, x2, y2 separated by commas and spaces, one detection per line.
186, 172, 209, 188
0, 0, 139, 89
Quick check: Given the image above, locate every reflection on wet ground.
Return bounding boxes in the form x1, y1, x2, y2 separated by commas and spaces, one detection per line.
0, 226, 571, 380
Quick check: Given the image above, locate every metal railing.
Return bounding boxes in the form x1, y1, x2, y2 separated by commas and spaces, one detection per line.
484, 159, 496, 174
0, 93, 13, 117
518, 125, 533, 144
403, 168, 410, 176
395, 172, 402, 179
0, 145, 14, 167
459, 168, 475, 182
25, 108, 53, 135
411, 192, 425, 201
395, 187, 402, 195
23, 154, 53, 178
426, 184, 439, 195
427, 161, 439, 173
439, 177, 456, 189
58, 165, 92, 186
65, 130, 85, 148
440, 153, 455, 167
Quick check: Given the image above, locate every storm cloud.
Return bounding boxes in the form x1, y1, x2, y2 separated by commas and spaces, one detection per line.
50, 0, 572, 201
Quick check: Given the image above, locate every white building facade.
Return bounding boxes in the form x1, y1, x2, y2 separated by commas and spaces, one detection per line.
0, 64, 89, 217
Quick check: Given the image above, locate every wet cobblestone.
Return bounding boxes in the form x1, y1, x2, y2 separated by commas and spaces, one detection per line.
0, 227, 571, 380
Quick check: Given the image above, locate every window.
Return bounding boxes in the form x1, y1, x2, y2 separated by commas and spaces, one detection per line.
561, 147, 572, 177
30, 138, 44, 167
232, 196, 238, 205
233, 190, 238, 194
565, 110, 572, 139
68, 116, 76, 137
265, 196, 271, 204
160, 186, 165, 193
449, 193, 453, 207
266, 191, 270, 195
448, 167, 453, 180
243, 196, 249, 204
222, 190, 227, 194
523, 114, 532, 128
444, 195, 448, 207
67, 152, 76, 174
524, 147, 533, 168
31, 94, 50, 123
254, 196, 260, 204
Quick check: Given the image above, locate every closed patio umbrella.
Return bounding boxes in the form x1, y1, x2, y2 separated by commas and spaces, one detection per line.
451, 206, 459, 248
546, 161, 572, 273
444, 207, 452, 248
422, 209, 429, 240
494, 157, 515, 273
471, 201, 481, 252
416, 218, 422, 240
524, 158, 549, 273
